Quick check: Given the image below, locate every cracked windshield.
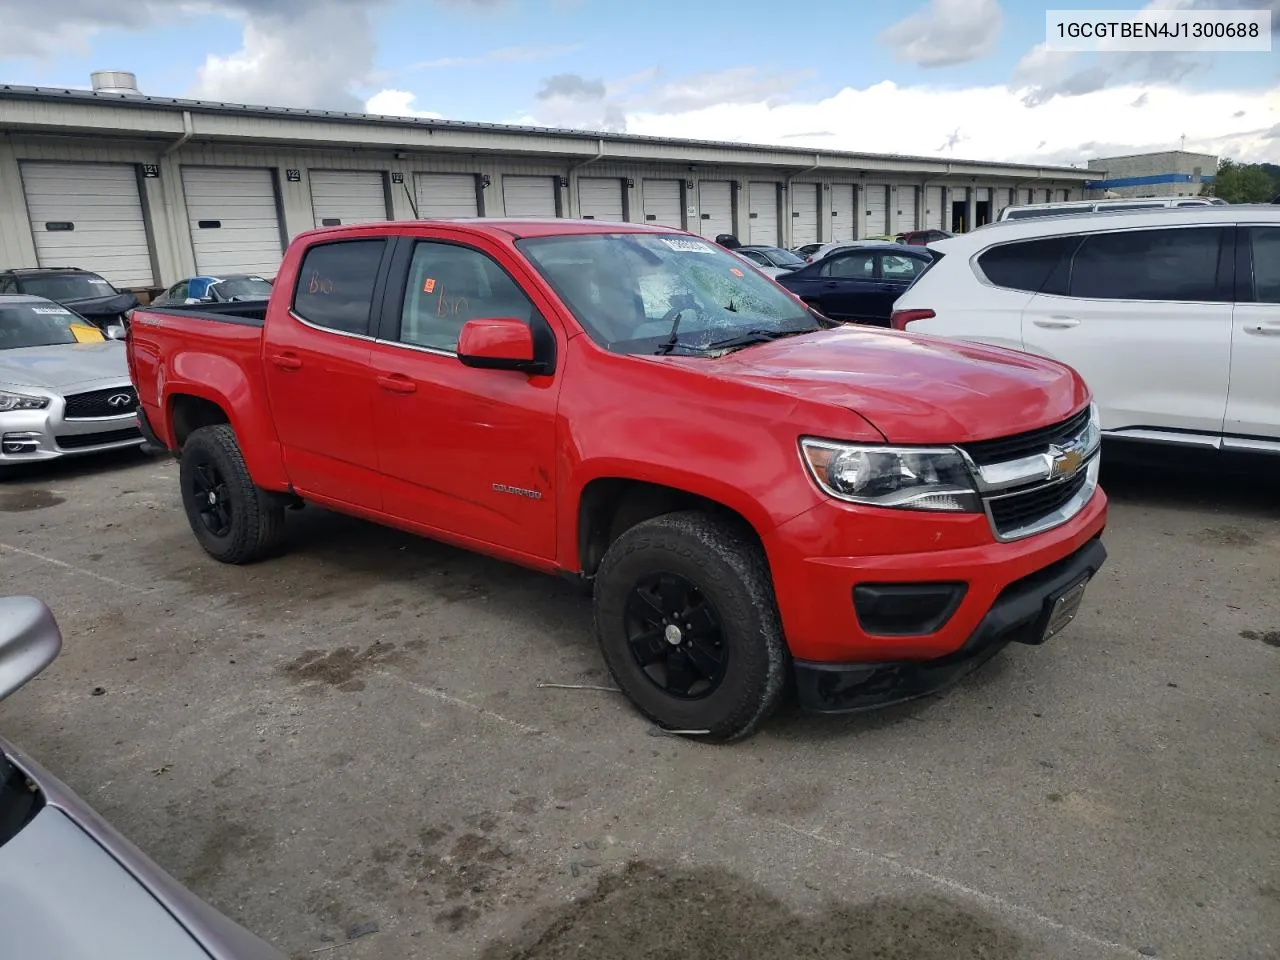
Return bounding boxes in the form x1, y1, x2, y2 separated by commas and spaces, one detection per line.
0, 1, 1275, 960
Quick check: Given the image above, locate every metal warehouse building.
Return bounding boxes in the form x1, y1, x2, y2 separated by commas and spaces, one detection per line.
0, 77, 1094, 294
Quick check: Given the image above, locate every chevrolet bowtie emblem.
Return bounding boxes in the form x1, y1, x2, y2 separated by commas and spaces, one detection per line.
1048, 444, 1084, 479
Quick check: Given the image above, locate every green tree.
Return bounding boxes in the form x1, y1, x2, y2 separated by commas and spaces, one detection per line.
1207, 159, 1276, 203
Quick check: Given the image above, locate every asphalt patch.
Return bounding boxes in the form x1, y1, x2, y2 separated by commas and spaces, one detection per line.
480, 861, 1024, 960
0, 489, 65, 512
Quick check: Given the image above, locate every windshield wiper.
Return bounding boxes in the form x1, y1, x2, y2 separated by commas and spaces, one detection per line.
704, 327, 815, 352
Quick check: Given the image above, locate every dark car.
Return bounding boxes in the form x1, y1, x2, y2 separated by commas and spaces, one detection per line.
776, 243, 934, 326
735, 245, 807, 277
151, 274, 274, 307
897, 229, 952, 246
0, 268, 139, 331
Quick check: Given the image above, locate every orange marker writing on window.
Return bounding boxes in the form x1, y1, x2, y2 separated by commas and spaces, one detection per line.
424, 278, 436, 293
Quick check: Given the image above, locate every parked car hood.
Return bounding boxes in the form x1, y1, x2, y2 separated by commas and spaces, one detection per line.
0, 342, 130, 390
702, 326, 1087, 443
58, 293, 138, 319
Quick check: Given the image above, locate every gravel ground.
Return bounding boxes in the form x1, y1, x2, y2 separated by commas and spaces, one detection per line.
0, 445, 1276, 960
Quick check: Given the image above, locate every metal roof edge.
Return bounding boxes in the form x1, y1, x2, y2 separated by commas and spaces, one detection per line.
0, 83, 1092, 177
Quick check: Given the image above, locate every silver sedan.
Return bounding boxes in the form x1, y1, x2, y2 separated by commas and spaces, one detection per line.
0, 294, 143, 466
0, 596, 284, 958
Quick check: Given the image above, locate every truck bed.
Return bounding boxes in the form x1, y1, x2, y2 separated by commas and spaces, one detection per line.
133, 301, 268, 327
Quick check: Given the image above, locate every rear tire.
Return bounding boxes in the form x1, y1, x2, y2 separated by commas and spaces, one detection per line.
179, 424, 285, 564
593, 511, 787, 742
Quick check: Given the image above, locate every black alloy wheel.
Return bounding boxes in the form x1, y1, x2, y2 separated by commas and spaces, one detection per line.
625, 572, 727, 699
188, 456, 233, 538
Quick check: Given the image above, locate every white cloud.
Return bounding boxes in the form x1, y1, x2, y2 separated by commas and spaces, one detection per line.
365, 89, 442, 119
611, 81, 1280, 164
192, 1, 383, 110
879, 0, 1003, 68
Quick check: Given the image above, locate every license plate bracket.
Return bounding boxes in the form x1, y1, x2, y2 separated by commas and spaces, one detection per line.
1040, 577, 1090, 642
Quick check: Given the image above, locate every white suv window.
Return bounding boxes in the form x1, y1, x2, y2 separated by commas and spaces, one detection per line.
1067, 227, 1225, 302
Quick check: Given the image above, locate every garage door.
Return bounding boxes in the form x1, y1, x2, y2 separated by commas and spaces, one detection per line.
829, 184, 855, 242
415, 174, 479, 219
865, 184, 889, 235
897, 186, 918, 232
642, 180, 682, 229
697, 181, 732, 239
747, 182, 779, 245
310, 170, 387, 228
578, 177, 624, 222
925, 186, 945, 230
182, 167, 283, 277
20, 162, 154, 288
791, 183, 819, 246
502, 176, 558, 218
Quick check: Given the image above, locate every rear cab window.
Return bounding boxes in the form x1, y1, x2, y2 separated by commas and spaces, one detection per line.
292, 239, 387, 335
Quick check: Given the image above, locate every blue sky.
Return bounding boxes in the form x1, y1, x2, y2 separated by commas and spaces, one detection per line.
3, 0, 1278, 163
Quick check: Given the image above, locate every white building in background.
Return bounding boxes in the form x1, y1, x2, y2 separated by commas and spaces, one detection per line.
0, 74, 1094, 292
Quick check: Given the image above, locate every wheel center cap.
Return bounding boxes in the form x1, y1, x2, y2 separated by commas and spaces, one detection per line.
664, 624, 683, 646
207, 491, 218, 505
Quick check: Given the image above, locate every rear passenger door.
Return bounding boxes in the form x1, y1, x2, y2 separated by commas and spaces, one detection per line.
796, 250, 878, 321
1020, 226, 1232, 439
262, 237, 390, 509
875, 253, 930, 324
1226, 225, 1280, 444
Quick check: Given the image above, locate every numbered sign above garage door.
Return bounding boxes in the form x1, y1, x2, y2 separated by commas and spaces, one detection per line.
747, 182, 779, 245
642, 180, 682, 228
697, 181, 732, 239
415, 174, 479, 218
310, 170, 388, 228
502, 176, 558, 218
181, 167, 284, 277
578, 178, 624, 222
20, 162, 155, 288
791, 183, 819, 246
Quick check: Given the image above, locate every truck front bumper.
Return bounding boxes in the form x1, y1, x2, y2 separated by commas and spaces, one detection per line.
792, 535, 1107, 713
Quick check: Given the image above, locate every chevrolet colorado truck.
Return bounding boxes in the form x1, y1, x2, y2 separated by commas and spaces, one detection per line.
127, 219, 1108, 742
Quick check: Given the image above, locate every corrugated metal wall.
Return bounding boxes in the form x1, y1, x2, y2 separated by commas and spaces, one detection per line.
0, 133, 1084, 288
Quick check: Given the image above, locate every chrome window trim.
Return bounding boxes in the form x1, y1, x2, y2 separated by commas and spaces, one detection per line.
371, 337, 458, 359
287, 309, 375, 342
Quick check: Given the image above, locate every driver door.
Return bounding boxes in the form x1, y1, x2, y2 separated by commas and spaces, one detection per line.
367, 234, 563, 560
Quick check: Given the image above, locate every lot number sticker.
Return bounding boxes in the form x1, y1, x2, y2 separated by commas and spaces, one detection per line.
661, 238, 715, 254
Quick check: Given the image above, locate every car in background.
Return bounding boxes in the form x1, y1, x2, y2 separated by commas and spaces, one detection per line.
897, 229, 952, 246
0, 268, 139, 332
151, 274, 273, 307
996, 196, 1225, 222
890, 205, 1280, 453
791, 242, 824, 260
0, 595, 285, 959
777, 242, 934, 325
0, 294, 142, 465
734, 245, 806, 277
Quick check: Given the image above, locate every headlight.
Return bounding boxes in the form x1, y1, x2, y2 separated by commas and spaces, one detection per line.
1081, 402, 1102, 454
0, 390, 50, 412
800, 439, 981, 512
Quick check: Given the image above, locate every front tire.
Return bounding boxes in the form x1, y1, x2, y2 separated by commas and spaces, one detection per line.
179, 424, 284, 564
593, 511, 788, 742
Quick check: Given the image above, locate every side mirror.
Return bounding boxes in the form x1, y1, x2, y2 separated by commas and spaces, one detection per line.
105, 324, 126, 341
457, 318, 544, 373
0, 597, 62, 702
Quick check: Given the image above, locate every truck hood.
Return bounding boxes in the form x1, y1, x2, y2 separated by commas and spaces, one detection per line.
0, 342, 130, 391
700, 327, 1087, 443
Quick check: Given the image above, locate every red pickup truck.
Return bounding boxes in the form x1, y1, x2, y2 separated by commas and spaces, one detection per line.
127, 219, 1107, 741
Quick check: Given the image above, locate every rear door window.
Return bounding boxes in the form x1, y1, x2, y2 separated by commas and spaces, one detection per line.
820, 251, 876, 278
1247, 227, 1280, 304
1067, 227, 1225, 302
292, 239, 386, 335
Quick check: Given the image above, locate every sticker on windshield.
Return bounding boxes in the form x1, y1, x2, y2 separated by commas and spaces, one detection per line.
89, 278, 111, 286
660, 238, 715, 254
68, 324, 105, 343
423, 278, 436, 293
729, 267, 744, 277
31, 307, 72, 314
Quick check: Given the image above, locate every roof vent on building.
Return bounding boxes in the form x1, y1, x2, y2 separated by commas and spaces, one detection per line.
90, 71, 140, 95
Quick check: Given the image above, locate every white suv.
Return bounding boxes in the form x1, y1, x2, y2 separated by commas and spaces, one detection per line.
891, 206, 1280, 454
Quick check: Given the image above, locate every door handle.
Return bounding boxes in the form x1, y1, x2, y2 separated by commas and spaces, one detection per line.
377, 374, 417, 394
822, 281, 839, 288
1032, 316, 1081, 329
1248, 323, 1280, 336
269, 353, 302, 371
